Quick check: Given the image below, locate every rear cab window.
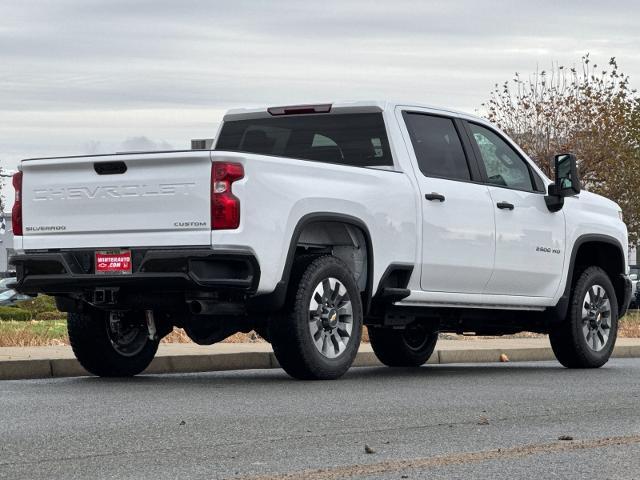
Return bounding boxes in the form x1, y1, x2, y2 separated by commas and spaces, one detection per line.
402, 112, 472, 182
215, 113, 394, 168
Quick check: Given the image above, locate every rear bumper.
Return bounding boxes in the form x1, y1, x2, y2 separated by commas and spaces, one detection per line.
10, 248, 260, 295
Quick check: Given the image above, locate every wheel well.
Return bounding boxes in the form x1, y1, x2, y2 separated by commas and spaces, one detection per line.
295, 221, 369, 294
572, 240, 625, 309
245, 215, 374, 314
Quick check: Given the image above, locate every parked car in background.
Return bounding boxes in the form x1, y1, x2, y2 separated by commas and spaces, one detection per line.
629, 265, 639, 309
0, 277, 31, 306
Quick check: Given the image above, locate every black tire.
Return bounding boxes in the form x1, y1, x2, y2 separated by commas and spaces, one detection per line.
369, 323, 438, 367
549, 266, 618, 368
253, 326, 270, 343
68, 309, 159, 377
269, 255, 363, 380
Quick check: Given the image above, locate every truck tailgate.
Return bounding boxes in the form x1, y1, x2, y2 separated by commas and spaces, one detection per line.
20, 151, 212, 250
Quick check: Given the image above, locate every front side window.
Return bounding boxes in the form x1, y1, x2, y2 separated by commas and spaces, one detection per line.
468, 123, 536, 191
216, 113, 393, 168
403, 112, 471, 181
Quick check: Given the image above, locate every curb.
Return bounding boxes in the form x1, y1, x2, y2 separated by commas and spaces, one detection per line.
1, 344, 640, 381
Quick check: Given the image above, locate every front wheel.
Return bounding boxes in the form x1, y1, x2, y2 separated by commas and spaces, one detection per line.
68, 309, 159, 377
549, 266, 618, 368
369, 324, 438, 367
269, 255, 363, 380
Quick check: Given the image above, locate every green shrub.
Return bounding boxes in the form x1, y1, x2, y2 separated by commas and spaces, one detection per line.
35, 311, 66, 321
15, 295, 58, 315
0, 306, 32, 321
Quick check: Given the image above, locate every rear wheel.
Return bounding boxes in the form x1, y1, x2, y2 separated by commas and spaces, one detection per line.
549, 266, 618, 368
269, 255, 363, 380
68, 309, 159, 377
369, 323, 438, 367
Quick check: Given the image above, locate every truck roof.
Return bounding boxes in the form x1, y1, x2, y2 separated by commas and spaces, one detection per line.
223, 100, 485, 123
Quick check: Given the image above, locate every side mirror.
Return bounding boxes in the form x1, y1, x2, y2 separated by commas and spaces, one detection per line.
545, 153, 581, 212
552, 153, 581, 196
630, 273, 638, 282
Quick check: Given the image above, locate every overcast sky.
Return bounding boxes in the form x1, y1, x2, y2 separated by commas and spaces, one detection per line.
1, 0, 639, 181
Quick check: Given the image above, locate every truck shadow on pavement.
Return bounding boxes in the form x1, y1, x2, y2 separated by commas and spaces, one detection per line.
64, 361, 622, 388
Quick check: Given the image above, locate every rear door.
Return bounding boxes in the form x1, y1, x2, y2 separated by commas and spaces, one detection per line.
399, 110, 496, 294
20, 151, 213, 250
464, 121, 566, 298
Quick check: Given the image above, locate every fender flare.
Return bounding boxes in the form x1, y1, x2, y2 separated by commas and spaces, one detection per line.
551, 233, 626, 321
247, 212, 375, 313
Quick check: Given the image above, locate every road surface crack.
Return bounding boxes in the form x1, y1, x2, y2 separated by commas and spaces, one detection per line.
230, 434, 640, 480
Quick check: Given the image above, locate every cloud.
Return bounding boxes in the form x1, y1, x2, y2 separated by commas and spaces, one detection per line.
1, 0, 639, 174
114, 136, 173, 153
83, 137, 174, 155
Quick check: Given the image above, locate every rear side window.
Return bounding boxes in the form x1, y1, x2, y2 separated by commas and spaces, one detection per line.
216, 113, 393, 168
403, 112, 471, 181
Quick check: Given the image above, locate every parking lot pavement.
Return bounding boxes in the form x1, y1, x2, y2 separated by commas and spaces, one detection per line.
1, 358, 639, 479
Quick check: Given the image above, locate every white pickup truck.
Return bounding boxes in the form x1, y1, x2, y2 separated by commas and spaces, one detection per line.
10, 101, 632, 380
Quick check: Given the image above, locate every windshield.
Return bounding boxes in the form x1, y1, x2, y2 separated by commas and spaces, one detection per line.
215, 113, 393, 168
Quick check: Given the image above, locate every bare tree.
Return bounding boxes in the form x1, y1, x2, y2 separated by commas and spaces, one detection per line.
483, 55, 640, 242
0, 166, 5, 213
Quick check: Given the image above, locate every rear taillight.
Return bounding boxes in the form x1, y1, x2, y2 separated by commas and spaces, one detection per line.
12, 171, 23, 236
211, 162, 244, 230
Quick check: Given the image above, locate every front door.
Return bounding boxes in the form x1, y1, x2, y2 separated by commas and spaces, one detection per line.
465, 122, 566, 298
400, 111, 496, 294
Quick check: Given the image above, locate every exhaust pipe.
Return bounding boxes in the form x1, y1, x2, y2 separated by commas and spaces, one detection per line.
188, 300, 215, 315
187, 300, 245, 316
188, 300, 202, 314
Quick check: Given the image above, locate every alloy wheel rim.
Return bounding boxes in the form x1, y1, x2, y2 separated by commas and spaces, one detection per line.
581, 284, 611, 352
308, 277, 353, 359
403, 324, 431, 352
106, 312, 148, 357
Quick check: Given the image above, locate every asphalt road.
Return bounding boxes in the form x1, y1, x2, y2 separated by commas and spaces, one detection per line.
1, 359, 640, 480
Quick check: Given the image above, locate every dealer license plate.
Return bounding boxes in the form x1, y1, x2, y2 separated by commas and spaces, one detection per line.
95, 250, 132, 275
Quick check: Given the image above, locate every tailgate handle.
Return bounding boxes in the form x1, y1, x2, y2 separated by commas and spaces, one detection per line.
94, 161, 127, 175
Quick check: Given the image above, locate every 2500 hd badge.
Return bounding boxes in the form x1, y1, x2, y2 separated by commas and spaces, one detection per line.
536, 246, 561, 254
